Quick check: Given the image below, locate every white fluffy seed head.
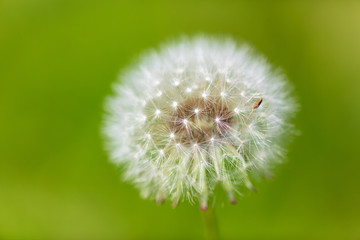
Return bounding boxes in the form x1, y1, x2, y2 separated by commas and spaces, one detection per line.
103, 36, 297, 209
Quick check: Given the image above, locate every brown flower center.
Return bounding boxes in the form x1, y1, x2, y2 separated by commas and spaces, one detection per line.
168, 97, 234, 146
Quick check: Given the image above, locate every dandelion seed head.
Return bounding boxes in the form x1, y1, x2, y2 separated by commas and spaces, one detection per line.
103, 36, 297, 209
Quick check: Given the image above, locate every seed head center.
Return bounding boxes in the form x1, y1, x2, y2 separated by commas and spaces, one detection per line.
168, 97, 234, 146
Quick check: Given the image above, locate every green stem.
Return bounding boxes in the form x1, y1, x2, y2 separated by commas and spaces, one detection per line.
201, 207, 220, 240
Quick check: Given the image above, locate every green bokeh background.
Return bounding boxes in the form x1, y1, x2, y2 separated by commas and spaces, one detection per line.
1, 1, 360, 239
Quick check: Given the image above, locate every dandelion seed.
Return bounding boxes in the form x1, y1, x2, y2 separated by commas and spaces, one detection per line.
253, 98, 263, 109
103, 36, 297, 210
139, 114, 147, 122
155, 109, 161, 116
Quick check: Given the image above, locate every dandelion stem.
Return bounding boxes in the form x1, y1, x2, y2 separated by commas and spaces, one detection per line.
201, 207, 220, 240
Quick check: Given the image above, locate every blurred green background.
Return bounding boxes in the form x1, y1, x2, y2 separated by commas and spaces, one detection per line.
1, 1, 360, 239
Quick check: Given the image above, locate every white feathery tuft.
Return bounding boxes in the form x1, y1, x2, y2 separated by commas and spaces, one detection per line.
103, 36, 296, 209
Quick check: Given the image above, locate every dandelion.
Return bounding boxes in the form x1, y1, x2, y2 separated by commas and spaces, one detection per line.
103, 36, 296, 210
